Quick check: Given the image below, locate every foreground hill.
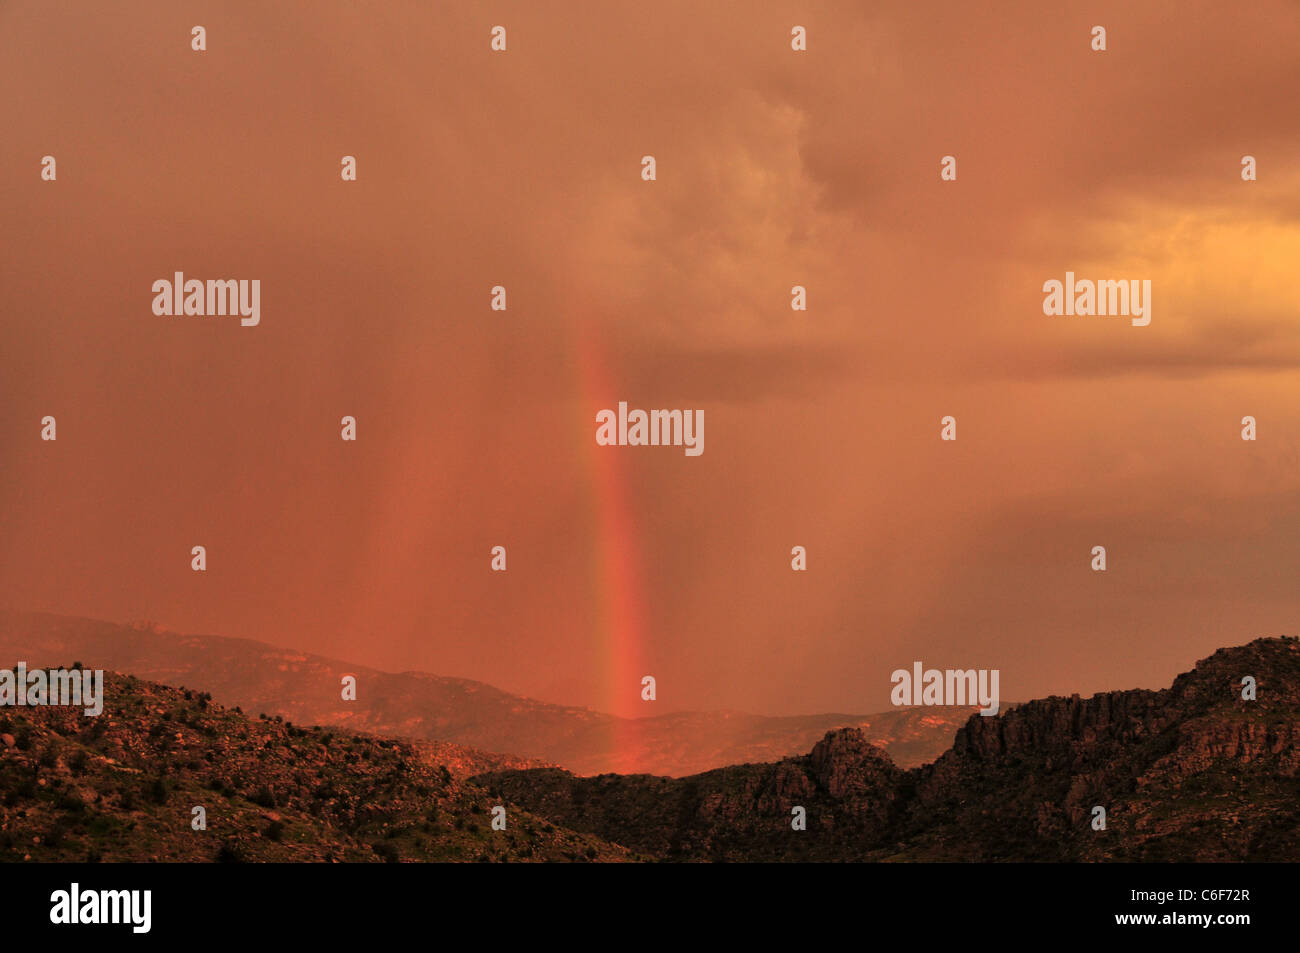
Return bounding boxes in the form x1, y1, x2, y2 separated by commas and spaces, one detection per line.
477, 636, 1300, 861
0, 611, 971, 775
0, 672, 629, 862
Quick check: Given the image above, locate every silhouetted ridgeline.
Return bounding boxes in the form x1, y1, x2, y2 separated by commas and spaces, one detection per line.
2, 636, 1295, 862
476, 637, 1300, 861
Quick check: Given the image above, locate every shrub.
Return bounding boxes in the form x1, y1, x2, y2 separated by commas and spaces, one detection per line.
216, 841, 246, 863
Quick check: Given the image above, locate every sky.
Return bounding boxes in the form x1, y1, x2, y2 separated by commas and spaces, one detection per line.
2, 1, 1299, 718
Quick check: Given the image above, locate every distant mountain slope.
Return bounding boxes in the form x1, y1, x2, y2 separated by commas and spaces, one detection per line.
0, 611, 971, 775
0, 671, 630, 863
478, 636, 1300, 861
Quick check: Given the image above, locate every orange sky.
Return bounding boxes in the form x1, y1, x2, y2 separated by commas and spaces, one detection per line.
3, 1, 1299, 717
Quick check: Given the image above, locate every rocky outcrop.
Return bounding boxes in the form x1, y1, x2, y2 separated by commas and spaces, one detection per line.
480, 637, 1300, 862
0, 672, 631, 863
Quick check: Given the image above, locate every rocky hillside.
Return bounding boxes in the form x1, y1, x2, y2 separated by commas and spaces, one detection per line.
0, 671, 630, 863
0, 611, 971, 775
478, 728, 908, 861
478, 636, 1300, 861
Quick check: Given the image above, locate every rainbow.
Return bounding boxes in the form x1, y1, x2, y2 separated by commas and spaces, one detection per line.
577, 327, 649, 757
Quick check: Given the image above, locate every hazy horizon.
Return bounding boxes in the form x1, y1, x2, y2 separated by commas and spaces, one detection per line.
0, 607, 1279, 721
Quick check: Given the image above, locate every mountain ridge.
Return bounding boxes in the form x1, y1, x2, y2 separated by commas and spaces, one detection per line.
0, 670, 630, 862
475, 635, 1300, 861
2, 632, 1293, 861
0, 610, 974, 775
